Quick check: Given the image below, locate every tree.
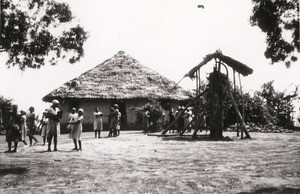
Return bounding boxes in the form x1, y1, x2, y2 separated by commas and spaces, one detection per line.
224, 81, 298, 129
135, 101, 164, 133
0, 0, 88, 70
250, 0, 299, 67
258, 81, 298, 128
0, 95, 13, 134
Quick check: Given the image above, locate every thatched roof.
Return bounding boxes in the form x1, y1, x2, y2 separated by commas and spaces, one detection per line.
43, 51, 193, 102
185, 51, 253, 78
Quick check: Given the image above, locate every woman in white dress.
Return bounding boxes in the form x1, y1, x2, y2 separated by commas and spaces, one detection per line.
68, 109, 84, 151
93, 107, 103, 138
19, 110, 27, 145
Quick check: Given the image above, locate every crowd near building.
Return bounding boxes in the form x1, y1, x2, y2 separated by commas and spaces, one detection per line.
42, 51, 192, 132
0, 51, 193, 153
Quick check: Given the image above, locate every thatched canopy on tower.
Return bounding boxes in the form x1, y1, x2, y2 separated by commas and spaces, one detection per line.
185, 51, 253, 78
43, 51, 193, 102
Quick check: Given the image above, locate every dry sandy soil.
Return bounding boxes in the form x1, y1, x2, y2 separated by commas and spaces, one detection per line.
0, 131, 299, 194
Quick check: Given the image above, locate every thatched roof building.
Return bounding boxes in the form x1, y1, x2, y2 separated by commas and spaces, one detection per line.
43, 51, 192, 102
43, 51, 193, 131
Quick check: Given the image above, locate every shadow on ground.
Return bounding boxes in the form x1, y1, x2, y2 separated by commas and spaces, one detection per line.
239, 187, 300, 194
160, 135, 235, 142
0, 167, 28, 176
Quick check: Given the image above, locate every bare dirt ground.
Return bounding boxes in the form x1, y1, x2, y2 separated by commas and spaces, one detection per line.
0, 131, 299, 194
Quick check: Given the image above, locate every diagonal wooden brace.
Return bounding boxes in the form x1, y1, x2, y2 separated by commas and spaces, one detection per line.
226, 82, 251, 139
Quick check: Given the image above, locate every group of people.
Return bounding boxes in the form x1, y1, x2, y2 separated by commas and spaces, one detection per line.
2, 105, 42, 153
2, 99, 122, 153
3, 99, 62, 153
169, 106, 194, 133
93, 104, 121, 138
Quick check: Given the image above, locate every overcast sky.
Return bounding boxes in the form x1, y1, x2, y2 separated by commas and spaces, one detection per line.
0, 0, 299, 115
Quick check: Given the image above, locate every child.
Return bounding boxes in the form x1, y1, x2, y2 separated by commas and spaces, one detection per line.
69, 109, 84, 151
39, 110, 49, 145
67, 108, 77, 133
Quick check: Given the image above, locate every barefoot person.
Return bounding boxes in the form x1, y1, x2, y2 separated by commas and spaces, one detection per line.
69, 108, 84, 151
46, 100, 62, 152
4, 105, 20, 153
67, 108, 77, 133
110, 104, 120, 137
108, 107, 114, 137
39, 110, 49, 145
93, 107, 103, 138
116, 109, 121, 136
26, 106, 38, 146
19, 110, 27, 145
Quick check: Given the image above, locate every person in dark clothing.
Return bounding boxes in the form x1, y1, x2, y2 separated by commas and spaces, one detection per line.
110, 104, 120, 137
176, 106, 184, 133
169, 108, 175, 133
4, 106, 20, 153
108, 107, 114, 137
142, 108, 150, 134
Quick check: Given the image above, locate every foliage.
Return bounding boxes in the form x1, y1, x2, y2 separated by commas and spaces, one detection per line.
250, 0, 299, 67
224, 81, 298, 129
0, 0, 88, 70
258, 81, 297, 128
0, 95, 13, 133
135, 101, 164, 132
0, 95, 13, 119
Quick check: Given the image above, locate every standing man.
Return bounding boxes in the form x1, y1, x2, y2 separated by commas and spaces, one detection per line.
46, 99, 62, 152
107, 107, 114, 137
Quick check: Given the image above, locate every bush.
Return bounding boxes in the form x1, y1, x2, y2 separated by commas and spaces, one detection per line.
224, 81, 298, 130
135, 101, 164, 132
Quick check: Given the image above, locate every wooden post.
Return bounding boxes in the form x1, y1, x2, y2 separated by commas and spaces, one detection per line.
196, 70, 199, 96
238, 73, 244, 139
226, 81, 250, 139
233, 69, 239, 137
208, 69, 225, 139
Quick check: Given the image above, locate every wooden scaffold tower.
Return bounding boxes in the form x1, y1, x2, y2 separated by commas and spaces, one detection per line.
162, 51, 253, 139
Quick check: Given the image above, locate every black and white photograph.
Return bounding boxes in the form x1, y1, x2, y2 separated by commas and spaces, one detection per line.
0, 0, 299, 193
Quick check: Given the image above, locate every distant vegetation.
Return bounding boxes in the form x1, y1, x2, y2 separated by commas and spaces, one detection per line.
225, 81, 298, 130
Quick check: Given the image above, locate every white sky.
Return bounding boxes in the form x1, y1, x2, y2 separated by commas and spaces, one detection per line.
0, 0, 299, 116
